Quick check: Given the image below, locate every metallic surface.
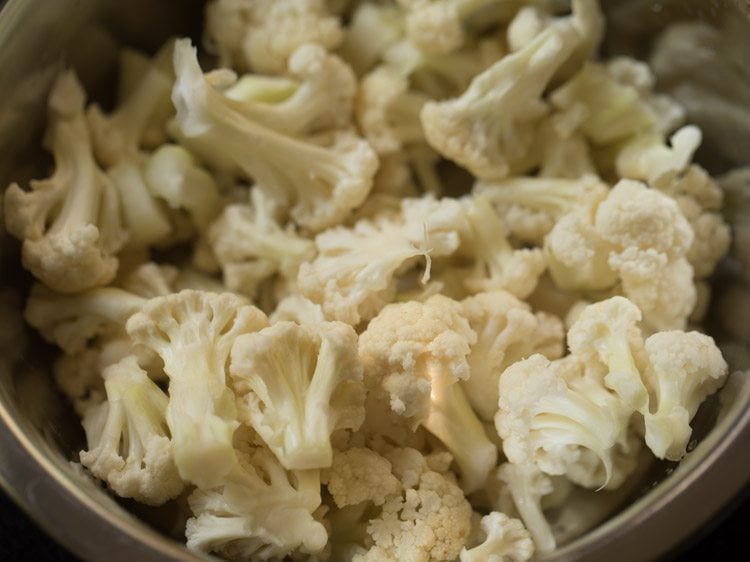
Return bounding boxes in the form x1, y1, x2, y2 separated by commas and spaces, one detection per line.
0, 1, 748, 561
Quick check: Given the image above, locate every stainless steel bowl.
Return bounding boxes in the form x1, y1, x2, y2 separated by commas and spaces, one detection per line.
0, 1, 748, 561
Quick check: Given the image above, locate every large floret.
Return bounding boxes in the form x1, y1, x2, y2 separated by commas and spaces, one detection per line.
352, 447, 472, 562
171, 39, 378, 232
420, 21, 578, 179
126, 290, 268, 488
459, 511, 534, 562
462, 291, 564, 421
203, 0, 343, 74
298, 196, 466, 325
209, 189, 315, 298
230, 321, 365, 470
79, 356, 184, 505
359, 295, 497, 493
496, 354, 631, 488
3, 72, 127, 292
186, 446, 327, 561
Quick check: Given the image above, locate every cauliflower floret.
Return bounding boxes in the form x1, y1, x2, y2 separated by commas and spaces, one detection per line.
459, 512, 534, 562
420, 22, 578, 179
79, 356, 183, 505
221, 43, 357, 136
203, 0, 343, 74
462, 291, 564, 421
496, 463, 556, 554
143, 144, 223, 233
3, 72, 127, 292
642, 331, 727, 460
118, 261, 178, 298
322, 447, 402, 507
353, 447, 472, 562
654, 165, 730, 279
230, 321, 366, 469
298, 196, 466, 325
126, 290, 268, 488
209, 189, 315, 299
270, 295, 327, 325
357, 66, 429, 154
462, 197, 546, 298
171, 39, 378, 232
496, 354, 632, 488
337, 2, 405, 76
186, 448, 327, 560
24, 283, 145, 355
359, 295, 497, 493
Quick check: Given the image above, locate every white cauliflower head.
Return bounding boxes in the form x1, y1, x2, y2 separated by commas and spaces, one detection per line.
322, 447, 402, 507
459, 511, 535, 562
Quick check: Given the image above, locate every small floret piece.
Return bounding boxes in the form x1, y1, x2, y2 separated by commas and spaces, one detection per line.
322, 447, 402, 507
359, 295, 497, 493
353, 447, 472, 562
186, 448, 327, 560
420, 23, 578, 179
641, 331, 727, 460
459, 511, 534, 562
144, 144, 223, 232
222, 43, 357, 136
171, 39, 378, 232
209, 189, 315, 298
337, 2, 405, 76
298, 196, 466, 325
462, 291, 564, 421
25, 283, 145, 355
496, 463, 556, 554
270, 295, 327, 325
496, 354, 630, 488
126, 290, 268, 488
119, 261, 178, 298
462, 197, 546, 298
3, 72, 127, 292
357, 66, 429, 154
79, 356, 183, 505
203, 0, 343, 74
230, 321, 365, 470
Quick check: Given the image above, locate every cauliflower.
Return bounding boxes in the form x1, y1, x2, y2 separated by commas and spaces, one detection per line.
322, 447, 402, 507
171, 39, 378, 232
496, 354, 632, 488
353, 447, 472, 562
462, 291, 564, 421
126, 290, 268, 488
459, 512, 534, 562
230, 321, 366, 469
186, 447, 327, 560
298, 196, 466, 325
359, 295, 497, 493
203, 0, 343, 74
221, 43, 357, 136
357, 67, 429, 154
641, 331, 728, 460
209, 189, 315, 298
79, 356, 184, 505
3, 72, 127, 292
462, 196, 546, 298
420, 21, 578, 179
143, 144, 223, 233
338, 2, 405, 76
24, 283, 145, 355
546, 179, 697, 330
270, 295, 327, 325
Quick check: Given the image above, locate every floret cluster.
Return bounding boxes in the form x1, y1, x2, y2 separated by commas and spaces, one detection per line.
2, 1, 733, 561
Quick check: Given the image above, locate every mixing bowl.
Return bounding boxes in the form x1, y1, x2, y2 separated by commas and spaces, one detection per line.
0, 1, 748, 561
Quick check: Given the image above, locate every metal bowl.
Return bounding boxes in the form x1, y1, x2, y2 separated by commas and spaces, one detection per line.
0, 1, 748, 561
